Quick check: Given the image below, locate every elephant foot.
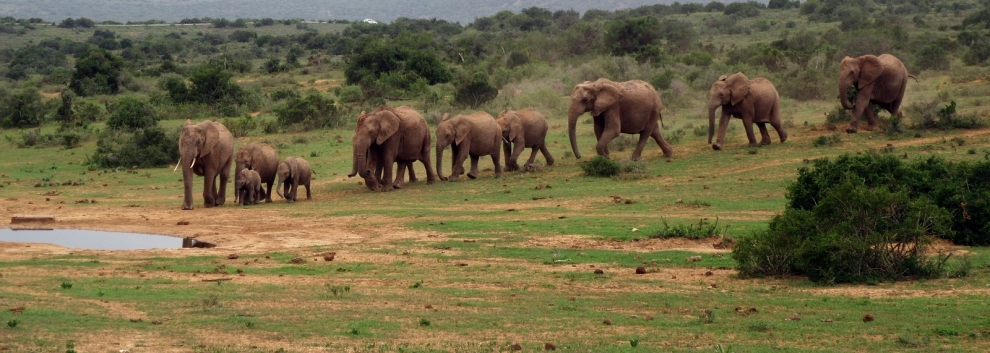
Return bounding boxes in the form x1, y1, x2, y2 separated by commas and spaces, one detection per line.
182, 204, 194, 210
712, 144, 722, 151
426, 177, 437, 185
467, 173, 477, 179
408, 177, 418, 183
866, 124, 877, 131
546, 160, 554, 166
392, 182, 404, 189
448, 175, 460, 182
846, 128, 858, 134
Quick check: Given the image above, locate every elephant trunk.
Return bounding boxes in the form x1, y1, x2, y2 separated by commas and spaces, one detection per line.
436, 142, 445, 180
348, 147, 360, 178
707, 104, 718, 144
839, 84, 853, 110
180, 153, 196, 210
567, 105, 583, 159
275, 178, 284, 199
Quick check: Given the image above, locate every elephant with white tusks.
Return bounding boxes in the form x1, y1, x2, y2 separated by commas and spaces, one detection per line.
276, 157, 312, 202
177, 119, 234, 210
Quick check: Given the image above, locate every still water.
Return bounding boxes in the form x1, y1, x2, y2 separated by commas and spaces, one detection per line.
0, 228, 213, 250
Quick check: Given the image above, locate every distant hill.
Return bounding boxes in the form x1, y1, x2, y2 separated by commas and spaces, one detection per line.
0, 0, 749, 24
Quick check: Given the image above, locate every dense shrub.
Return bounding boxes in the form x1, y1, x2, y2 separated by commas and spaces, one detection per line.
733, 152, 990, 284
6, 44, 67, 80
580, 156, 620, 177
273, 92, 343, 131
907, 98, 985, 130
453, 71, 498, 109
107, 97, 158, 131
221, 114, 259, 137
88, 126, 179, 168
69, 48, 124, 96
0, 89, 47, 128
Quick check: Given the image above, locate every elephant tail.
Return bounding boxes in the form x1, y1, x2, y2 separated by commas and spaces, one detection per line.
908, 74, 919, 82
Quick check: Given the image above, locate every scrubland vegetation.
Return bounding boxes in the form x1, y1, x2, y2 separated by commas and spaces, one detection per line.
3, 0, 990, 351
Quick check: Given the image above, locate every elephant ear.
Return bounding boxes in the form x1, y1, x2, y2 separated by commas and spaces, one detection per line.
726, 72, 751, 106
200, 122, 220, 158
591, 82, 622, 117
508, 114, 522, 141
718, 75, 728, 81
375, 112, 401, 145
454, 119, 470, 145
858, 55, 883, 89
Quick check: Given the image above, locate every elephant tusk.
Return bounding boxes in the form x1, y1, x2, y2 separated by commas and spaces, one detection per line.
190, 157, 196, 169
173, 159, 181, 172
502, 136, 510, 144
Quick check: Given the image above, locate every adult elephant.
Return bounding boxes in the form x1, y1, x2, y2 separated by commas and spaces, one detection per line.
838, 54, 916, 133
348, 105, 436, 191
436, 111, 502, 181
567, 78, 673, 160
234, 143, 278, 203
707, 73, 788, 150
178, 119, 234, 210
276, 157, 312, 202
496, 109, 554, 171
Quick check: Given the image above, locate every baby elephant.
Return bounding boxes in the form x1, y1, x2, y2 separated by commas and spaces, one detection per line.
276, 157, 312, 202
236, 169, 262, 206
496, 109, 554, 171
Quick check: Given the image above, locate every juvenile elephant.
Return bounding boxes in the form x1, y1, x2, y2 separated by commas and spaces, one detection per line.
568, 78, 673, 160
707, 73, 788, 150
236, 168, 262, 206
348, 105, 436, 192
276, 157, 312, 202
178, 119, 234, 210
838, 54, 916, 133
496, 109, 554, 171
436, 111, 502, 181
234, 143, 278, 203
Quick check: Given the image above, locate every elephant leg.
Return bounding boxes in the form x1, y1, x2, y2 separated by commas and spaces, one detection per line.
282, 180, 291, 202
848, 92, 873, 133
468, 155, 480, 179
492, 145, 502, 178
524, 147, 539, 169
291, 181, 299, 201
631, 132, 651, 161
743, 119, 758, 147
511, 141, 526, 170
503, 142, 518, 171
422, 157, 437, 185
757, 123, 771, 145
380, 157, 396, 192
540, 145, 555, 166
305, 184, 311, 200
714, 113, 731, 150
595, 118, 620, 158
264, 181, 274, 203
450, 145, 467, 181
393, 161, 407, 189
649, 125, 674, 157
407, 162, 418, 183
217, 160, 230, 206
864, 107, 878, 130
202, 171, 217, 208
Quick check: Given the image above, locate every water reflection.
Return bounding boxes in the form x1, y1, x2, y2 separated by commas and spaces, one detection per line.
0, 228, 215, 250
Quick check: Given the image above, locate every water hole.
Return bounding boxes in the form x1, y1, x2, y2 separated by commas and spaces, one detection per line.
0, 228, 216, 250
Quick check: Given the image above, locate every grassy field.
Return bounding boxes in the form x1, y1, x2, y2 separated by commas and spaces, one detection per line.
3, 7, 990, 352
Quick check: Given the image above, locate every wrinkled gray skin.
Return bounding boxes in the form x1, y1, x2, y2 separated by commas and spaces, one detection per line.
348, 105, 436, 191
707, 73, 788, 150
436, 111, 502, 181
236, 169, 262, 206
178, 119, 234, 210
567, 78, 673, 160
496, 109, 554, 171
838, 54, 915, 133
234, 143, 279, 203
276, 157, 312, 202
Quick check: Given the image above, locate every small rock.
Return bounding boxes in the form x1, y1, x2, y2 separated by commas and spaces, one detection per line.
151, 320, 162, 325
789, 313, 801, 321
594, 269, 604, 275
863, 314, 874, 323
704, 271, 713, 276
645, 315, 654, 321
544, 343, 556, 351
686, 256, 703, 262
821, 318, 834, 323
227, 254, 239, 260
510, 343, 522, 351
603, 318, 612, 325
290, 257, 304, 264
424, 304, 433, 309
635, 267, 647, 274
129, 318, 142, 323
176, 221, 189, 225
323, 252, 336, 261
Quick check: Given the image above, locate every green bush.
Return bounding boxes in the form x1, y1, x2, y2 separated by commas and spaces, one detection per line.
107, 97, 158, 131
907, 99, 985, 130
334, 85, 364, 103
650, 218, 725, 240
273, 92, 343, 131
453, 71, 498, 109
812, 133, 842, 147
580, 155, 620, 177
221, 114, 259, 137
88, 126, 179, 168
0, 89, 48, 128
69, 48, 124, 96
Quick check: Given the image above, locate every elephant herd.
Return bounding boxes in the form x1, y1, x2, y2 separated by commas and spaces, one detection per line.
178, 53, 915, 209
178, 120, 312, 210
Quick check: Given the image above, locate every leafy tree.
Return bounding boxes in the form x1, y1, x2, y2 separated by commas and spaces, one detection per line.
963, 37, 990, 65
606, 16, 661, 57
453, 71, 498, 109
107, 97, 157, 132
88, 125, 178, 168
0, 89, 47, 128
229, 30, 257, 42
7, 44, 67, 80
69, 48, 124, 96
273, 92, 342, 131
